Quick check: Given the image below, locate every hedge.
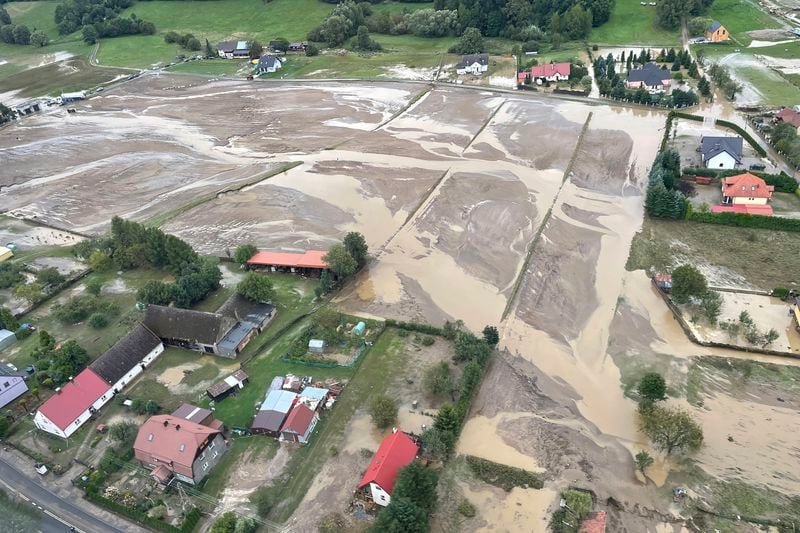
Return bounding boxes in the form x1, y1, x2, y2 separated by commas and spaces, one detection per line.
384, 319, 444, 336
687, 211, 800, 232
465, 456, 544, 491
682, 168, 797, 192
671, 111, 767, 156
86, 492, 201, 533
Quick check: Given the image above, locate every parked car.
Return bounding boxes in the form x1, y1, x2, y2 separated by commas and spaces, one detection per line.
749, 162, 767, 170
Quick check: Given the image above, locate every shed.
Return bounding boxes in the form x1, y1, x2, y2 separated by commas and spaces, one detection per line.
206, 369, 249, 401
0, 246, 13, 262
298, 387, 329, 410
0, 329, 16, 351
268, 376, 284, 392
252, 389, 297, 436
308, 339, 325, 353
352, 322, 366, 336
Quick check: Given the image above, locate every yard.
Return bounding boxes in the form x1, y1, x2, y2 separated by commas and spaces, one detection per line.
588, 0, 680, 46
627, 216, 800, 290
704, 0, 782, 45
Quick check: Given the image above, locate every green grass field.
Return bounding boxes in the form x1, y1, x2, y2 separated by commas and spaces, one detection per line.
705, 0, 781, 45
5, 1, 61, 36
589, 0, 680, 45
749, 40, 800, 59
95, 34, 182, 68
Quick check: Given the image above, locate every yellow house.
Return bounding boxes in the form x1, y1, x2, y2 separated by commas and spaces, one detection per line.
721, 173, 774, 205
706, 21, 730, 42
0, 246, 13, 262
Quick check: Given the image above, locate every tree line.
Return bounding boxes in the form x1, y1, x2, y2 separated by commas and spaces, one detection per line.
0, 6, 49, 46
645, 148, 688, 219
53, 0, 155, 44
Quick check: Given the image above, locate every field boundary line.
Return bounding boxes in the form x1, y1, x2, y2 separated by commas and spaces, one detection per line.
501, 111, 594, 320
462, 100, 506, 154
145, 161, 302, 227
374, 84, 433, 131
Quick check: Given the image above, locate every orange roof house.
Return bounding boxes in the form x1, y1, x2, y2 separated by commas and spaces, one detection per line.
720, 173, 774, 206
246, 250, 327, 275
706, 21, 730, 42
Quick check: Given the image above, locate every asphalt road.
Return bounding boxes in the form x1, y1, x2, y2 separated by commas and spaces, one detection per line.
0, 456, 126, 533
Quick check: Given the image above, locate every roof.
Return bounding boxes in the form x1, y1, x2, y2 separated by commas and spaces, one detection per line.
217, 293, 275, 325
708, 20, 723, 32
579, 511, 607, 533
776, 107, 800, 128
299, 387, 329, 402
701, 136, 743, 163
246, 250, 327, 269
654, 273, 672, 283
281, 403, 316, 435
217, 321, 255, 353
0, 329, 15, 343
711, 204, 774, 215
258, 55, 281, 68
358, 431, 418, 494
90, 324, 162, 385
721, 172, 774, 198
530, 62, 571, 78
143, 305, 235, 346
0, 364, 25, 379
151, 464, 173, 483
171, 403, 213, 424
37, 369, 111, 431
456, 53, 489, 68
308, 339, 324, 349
0, 246, 12, 258
626, 63, 672, 87
206, 369, 249, 399
268, 376, 284, 392
217, 40, 248, 52
260, 390, 297, 413
252, 410, 288, 432
135, 415, 221, 469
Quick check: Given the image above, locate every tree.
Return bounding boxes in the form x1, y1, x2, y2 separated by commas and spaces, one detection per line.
343, 232, 368, 267
12, 24, 30, 45
0, 6, 10, 25
655, 0, 693, 29
234, 244, 257, 265
423, 362, 453, 396
36, 267, 65, 286
109, 422, 138, 447
449, 27, 483, 54
370, 394, 397, 429
186, 37, 202, 51
211, 512, 237, 533
237, 272, 275, 303
82, 25, 98, 44
671, 265, 707, 304
137, 280, 173, 305
88, 250, 112, 271
420, 427, 450, 460
85, 278, 103, 296
205, 38, 214, 58
563, 4, 592, 40
271, 37, 290, 52
637, 372, 667, 404
0, 306, 19, 331
392, 461, 439, 512
233, 517, 257, 533
482, 325, 499, 347
248, 39, 263, 59
634, 450, 654, 476
89, 312, 109, 329
29, 30, 48, 47
145, 400, 160, 414
639, 404, 703, 455
14, 282, 44, 303
762, 328, 779, 347
354, 25, 381, 51
373, 497, 428, 533
323, 244, 357, 279
305, 43, 319, 56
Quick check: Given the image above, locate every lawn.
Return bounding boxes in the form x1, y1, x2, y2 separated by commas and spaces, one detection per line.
749, 40, 800, 60
167, 58, 246, 76
627, 217, 800, 290
370, 1, 433, 15
705, 0, 781, 45
95, 34, 182, 68
4, 1, 61, 37
734, 65, 800, 107
589, 0, 680, 46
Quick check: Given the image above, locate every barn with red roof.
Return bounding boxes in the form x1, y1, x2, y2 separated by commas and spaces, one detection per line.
358, 430, 419, 506
246, 250, 328, 276
33, 368, 112, 438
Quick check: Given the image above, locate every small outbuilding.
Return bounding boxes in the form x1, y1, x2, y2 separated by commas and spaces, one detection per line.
706, 21, 730, 42
352, 321, 366, 336
0, 246, 14, 262
279, 403, 319, 444
206, 369, 249, 402
252, 389, 297, 436
308, 339, 325, 354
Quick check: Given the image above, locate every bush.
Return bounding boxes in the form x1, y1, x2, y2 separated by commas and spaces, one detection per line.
88, 313, 109, 329
423, 362, 452, 396
458, 499, 476, 517
772, 287, 791, 299
233, 244, 257, 264
370, 394, 398, 429
465, 455, 544, 491
250, 485, 279, 518
687, 210, 800, 233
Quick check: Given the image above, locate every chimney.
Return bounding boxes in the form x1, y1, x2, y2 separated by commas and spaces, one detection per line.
68, 376, 74, 382
163, 420, 169, 427
176, 424, 181, 431
55, 387, 61, 394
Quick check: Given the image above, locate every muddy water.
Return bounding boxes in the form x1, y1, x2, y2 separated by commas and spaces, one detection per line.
461, 482, 557, 533
457, 413, 545, 472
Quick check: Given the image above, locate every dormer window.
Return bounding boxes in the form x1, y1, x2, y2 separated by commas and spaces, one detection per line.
179, 444, 186, 452
147, 433, 154, 442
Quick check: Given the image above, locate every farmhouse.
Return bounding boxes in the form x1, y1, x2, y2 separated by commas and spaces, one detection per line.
775, 107, 800, 133
206, 369, 249, 402
134, 415, 227, 485
256, 55, 282, 74
0, 246, 13, 262
217, 293, 276, 334
706, 21, 730, 42
279, 403, 319, 444
529, 62, 571, 83
701, 136, 743, 169
143, 305, 255, 358
171, 403, 224, 430
456, 54, 489, 75
89, 324, 164, 393
217, 40, 250, 59
0, 366, 28, 409
358, 430, 419, 507
625, 63, 672, 93
246, 250, 327, 276
252, 388, 297, 436
34, 369, 111, 439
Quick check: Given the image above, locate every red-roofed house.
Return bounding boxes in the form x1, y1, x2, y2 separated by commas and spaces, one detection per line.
357, 430, 419, 507
279, 403, 319, 444
530, 62, 571, 83
775, 107, 800, 133
720, 172, 774, 206
579, 511, 607, 533
134, 415, 227, 485
246, 250, 327, 276
34, 369, 112, 438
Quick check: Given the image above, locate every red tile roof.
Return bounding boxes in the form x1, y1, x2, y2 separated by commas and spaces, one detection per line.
358, 431, 419, 495
280, 403, 316, 435
37, 369, 111, 431
246, 250, 327, 269
530, 62, 571, 78
721, 173, 774, 199
134, 415, 221, 471
776, 108, 800, 128
579, 511, 607, 533
711, 204, 774, 215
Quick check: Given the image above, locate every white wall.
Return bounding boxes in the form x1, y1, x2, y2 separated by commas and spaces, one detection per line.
370, 483, 392, 506
106, 343, 164, 396
34, 407, 94, 439
706, 151, 737, 169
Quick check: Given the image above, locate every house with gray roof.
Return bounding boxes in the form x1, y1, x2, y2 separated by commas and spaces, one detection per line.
0, 366, 28, 409
256, 55, 282, 74
625, 63, 672, 93
701, 136, 743, 169
217, 40, 250, 59
456, 54, 489, 75
217, 293, 276, 334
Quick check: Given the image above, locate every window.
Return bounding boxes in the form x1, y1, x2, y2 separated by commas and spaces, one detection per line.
209, 441, 214, 449
3, 381, 8, 388
203, 462, 209, 470
213, 451, 218, 458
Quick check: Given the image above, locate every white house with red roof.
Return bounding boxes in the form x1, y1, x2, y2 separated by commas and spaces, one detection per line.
529, 62, 571, 83
357, 430, 419, 507
33, 369, 112, 438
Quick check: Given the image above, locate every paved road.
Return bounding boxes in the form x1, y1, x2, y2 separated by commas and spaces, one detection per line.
0, 456, 125, 533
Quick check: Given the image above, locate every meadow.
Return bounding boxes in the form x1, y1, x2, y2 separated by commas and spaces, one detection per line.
705, 0, 782, 44
588, 0, 680, 46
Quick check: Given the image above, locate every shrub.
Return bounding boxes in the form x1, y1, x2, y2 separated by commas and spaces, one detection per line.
89, 313, 109, 329
772, 287, 790, 299
420, 335, 435, 346
458, 499, 476, 517
370, 394, 397, 429
423, 362, 452, 397
687, 210, 800, 233
465, 455, 544, 491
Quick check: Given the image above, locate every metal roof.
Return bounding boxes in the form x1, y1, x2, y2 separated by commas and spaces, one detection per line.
260, 390, 297, 413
